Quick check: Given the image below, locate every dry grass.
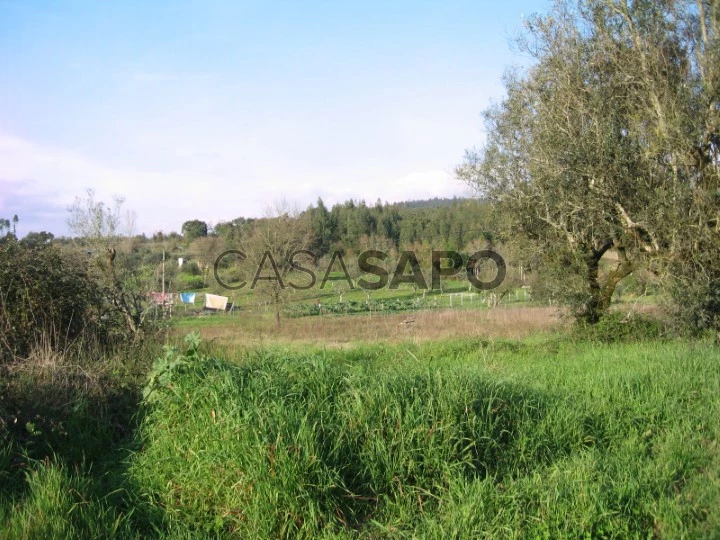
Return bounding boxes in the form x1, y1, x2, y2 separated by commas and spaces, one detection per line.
190, 306, 565, 347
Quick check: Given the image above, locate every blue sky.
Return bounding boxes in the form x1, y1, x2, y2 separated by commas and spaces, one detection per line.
0, 0, 548, 236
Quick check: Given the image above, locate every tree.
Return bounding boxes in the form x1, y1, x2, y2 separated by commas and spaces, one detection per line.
309, 197, 334, 256
188, 235, 225, 287
0, 218, 13, 238
181, 220, 208, 242
244, 202, 312, 328
458, 0, 719, 327
21, 231, 54, 248
67, 189, 123, 241
214, 217, 255, 244
67, 190, 152, 337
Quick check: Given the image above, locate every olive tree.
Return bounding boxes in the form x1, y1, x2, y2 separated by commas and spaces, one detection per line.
458, 0, 719, 328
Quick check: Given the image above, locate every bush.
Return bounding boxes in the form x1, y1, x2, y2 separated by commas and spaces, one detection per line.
177, 277, 205, 291
0, 238, 99, 361
181, 261, 201, 276
141, 251, 164, 266
574, 312, 664, 343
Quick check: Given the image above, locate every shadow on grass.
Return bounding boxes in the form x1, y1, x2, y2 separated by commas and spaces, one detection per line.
0, 357, 176, 536
126, 346, 618, 535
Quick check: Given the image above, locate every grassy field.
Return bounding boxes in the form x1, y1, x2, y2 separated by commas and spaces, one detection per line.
173, 280, 528, 317
175, 306, 565, 347
1, 327, 719, 537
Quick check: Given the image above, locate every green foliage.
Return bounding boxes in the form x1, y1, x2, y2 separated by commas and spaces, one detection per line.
0, 237, 98, 361
0, 218, 12, 237
0, 336, 159, 538
0, 461, 131, 538
123, 336, 720, 537
2, 335, 720, 536
457, 0, 720, 328
180, 219, 208, 242
274, 197, 493, 257
66, 193, 158, 337
142, 332, 200, 401
285, 297, 438, 317
180, 260, 201, 276
213, 216, 256, 243
574, 312, 665, 343
672, 278, 720, 340
667, 249, 720, 340
19, 231, 54, 248
179, 276, 205, 291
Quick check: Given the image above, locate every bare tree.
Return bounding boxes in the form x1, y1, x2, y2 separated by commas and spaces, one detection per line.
243, 201, 312, 328
67, 189, 152, 336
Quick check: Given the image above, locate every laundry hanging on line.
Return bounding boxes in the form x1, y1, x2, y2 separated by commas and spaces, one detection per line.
150, 292, 172, 304
205, 293, 228, 311
179, 292, 196, 304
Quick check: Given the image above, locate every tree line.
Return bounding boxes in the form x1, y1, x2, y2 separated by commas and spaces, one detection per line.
185, 197, 492, 256
0, 196, 495, 340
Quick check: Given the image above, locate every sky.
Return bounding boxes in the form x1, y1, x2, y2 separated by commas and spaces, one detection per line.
0, 0, 549, 237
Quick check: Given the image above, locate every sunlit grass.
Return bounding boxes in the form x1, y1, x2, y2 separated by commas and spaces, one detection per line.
2, 333, 718, 537
125, 337, 720, 537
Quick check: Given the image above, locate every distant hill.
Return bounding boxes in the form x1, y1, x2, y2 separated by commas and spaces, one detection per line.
395, 197, 470, 209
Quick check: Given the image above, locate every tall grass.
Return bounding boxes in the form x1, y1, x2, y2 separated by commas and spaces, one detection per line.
0, 336, 160, 538
1, 333, 718, 537
123, 336, 720, 537
0, 461, 130, 538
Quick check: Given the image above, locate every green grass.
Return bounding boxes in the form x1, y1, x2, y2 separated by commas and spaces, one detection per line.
170, 283, 534, 328
0, 461, 131, 539
2, 335, 719, 537
132, 337, 720, 536
171, 269, 536, 315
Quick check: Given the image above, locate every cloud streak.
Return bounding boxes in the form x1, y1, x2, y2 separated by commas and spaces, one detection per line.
0, 132, 466, 237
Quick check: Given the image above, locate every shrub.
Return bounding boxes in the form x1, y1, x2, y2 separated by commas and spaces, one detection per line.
141, 250, 164, 266
178, 277, 205, 291
574, 312, 664, 343
0, 238, 98, 361
181, 261, 201, 276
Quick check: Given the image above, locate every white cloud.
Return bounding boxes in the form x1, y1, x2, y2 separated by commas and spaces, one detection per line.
0, 131, 467, 237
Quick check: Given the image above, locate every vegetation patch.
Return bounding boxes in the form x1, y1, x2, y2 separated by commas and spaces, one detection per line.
573, 312, 666, 343
123, 336, 720, 537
